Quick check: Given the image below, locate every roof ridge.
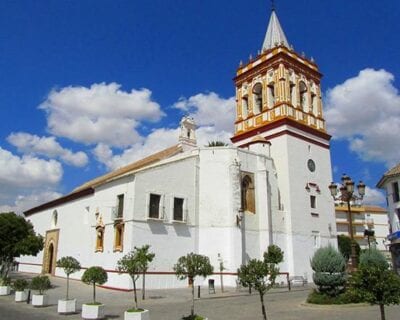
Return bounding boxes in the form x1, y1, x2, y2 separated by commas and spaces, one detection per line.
74, 144, 183, 191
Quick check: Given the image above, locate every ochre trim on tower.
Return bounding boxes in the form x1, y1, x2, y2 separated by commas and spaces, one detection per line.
231, 117, 331, 144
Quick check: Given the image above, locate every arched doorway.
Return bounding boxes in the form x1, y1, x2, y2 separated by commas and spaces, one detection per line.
47, 243, 54, 274
42, 229, 59, 275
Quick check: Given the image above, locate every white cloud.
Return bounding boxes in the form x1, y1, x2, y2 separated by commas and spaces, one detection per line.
0, 147, 63, 214
325, 69, 400, 167
173, 92, 235, 132
7, 132, 88, 167
94, 92, 235, 170
0, 147, 62, 188
39, 83, 165, 147
0, 191, 62, 215
363, 186, 386, 206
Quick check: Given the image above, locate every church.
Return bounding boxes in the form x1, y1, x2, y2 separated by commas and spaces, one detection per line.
19, 8, 337, 290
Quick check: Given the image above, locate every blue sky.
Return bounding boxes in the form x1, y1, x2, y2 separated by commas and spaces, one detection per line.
0, 0, 399, 213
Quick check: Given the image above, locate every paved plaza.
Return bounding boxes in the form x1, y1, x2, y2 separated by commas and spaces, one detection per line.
0, 273, 399, 319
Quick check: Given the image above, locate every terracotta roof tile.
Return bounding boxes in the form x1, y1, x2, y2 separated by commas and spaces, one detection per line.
376, 163, 400, 188
74, 144, 183, 191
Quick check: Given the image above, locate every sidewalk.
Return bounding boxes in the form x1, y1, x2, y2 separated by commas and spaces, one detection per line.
1, 272, 399, 320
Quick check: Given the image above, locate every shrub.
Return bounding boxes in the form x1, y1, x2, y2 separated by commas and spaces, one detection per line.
307, 289, 362, 305
310, 245, 346, 297
81, 266, 108, 304
0, 276, 11, 286
30, 275, 51, 295
359, 249, 388, 269
349, 249, 400, 320
12, 279, 29, 291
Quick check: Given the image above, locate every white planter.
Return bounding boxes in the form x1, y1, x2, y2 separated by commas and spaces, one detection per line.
82, 303, 105, 319
58, 299, 77, 314
0, 286, 11, 296
124, 309, 150, 320
32, 294, 48, 307
15, 290, 28, 302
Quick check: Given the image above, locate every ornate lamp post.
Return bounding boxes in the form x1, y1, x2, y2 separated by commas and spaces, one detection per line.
329, 174, 366, 270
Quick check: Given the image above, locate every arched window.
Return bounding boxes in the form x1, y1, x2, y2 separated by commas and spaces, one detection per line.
241, 174, 256, 214
311, 93, 317, 115
289, 83, 296, 106
242, 96, 249, 118
299, 81, 308, 111
51, 210, 58, 229
114, 223, 124, 252
252, 83, 263, 114
267, 83, 275, 108
95, 226, 104, 252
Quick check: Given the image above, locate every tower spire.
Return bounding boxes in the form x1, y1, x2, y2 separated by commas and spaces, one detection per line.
262, 5, 289, 51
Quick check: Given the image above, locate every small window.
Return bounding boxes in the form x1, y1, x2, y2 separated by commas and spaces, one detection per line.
241, 174, 256, 214
173, 198, 185, 221
149, 194, 162, 219
312, 231, 320, 248
114, 223, 124, 252
310, 195, 316, 209
117, 194, 124, 218
95, 227, 104, 252
393, 182, 400, 203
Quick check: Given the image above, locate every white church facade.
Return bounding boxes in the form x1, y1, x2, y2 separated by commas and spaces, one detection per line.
19, 8, 338, 290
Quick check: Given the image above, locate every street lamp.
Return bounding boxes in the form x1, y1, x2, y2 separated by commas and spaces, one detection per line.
329, 174, 366, 270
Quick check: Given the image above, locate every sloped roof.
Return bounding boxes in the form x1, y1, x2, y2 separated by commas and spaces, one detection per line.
24, 144, 183, 216
74, 144, 183, 191
376, 163, 400, 188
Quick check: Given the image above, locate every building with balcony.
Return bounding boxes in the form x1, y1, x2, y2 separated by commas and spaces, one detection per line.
377, 163, 400, 273
335, 205, 389, 253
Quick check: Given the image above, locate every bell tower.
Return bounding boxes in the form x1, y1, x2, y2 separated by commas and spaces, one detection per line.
231, 5, 337, 278
231, 9, 329, 145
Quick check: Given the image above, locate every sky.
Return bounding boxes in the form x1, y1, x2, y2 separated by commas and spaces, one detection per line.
0, 0, 399, 214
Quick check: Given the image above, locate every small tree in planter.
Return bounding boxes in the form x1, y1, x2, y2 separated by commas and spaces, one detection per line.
30, 275, 51, 307
238, 245, 284, 320
0, 276, 11, 295
116, 245, 154, 320
13, 278, 29, 302
174, 253, 213, 319
135, 245, 155, 301
56, 256, 81, 314
81, 266, 108, 319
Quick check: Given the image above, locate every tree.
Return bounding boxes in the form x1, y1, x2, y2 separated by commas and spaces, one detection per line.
207, 141, 228, 147
117, 245, 155, 310
174, 253, 214, 318
238, 245, 284, 320
0, 212, 43, 280
81, 266, 108, 304
310, 245, 346, 297
57, 256, 81, 300
135, 245, 155, 300
350, 249, 400, 320
337, 235, 361, 263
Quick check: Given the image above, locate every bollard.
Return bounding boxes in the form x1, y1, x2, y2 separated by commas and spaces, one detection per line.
198, 285, 201, 298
